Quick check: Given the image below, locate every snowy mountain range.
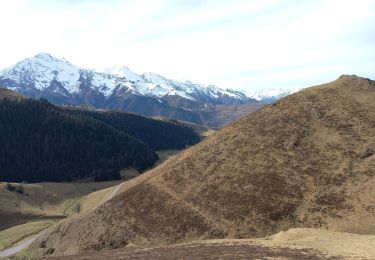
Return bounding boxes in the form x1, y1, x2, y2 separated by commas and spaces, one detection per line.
248, 88, 300, 104
0, 53, 294, 126
0, 53, 253, 105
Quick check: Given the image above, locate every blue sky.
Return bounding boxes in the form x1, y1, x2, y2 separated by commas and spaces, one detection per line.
0, 0, 374, 92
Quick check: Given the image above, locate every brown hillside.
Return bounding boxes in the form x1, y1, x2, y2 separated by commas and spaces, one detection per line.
0, 88, 26, 101
45, 228, 375, 259
29, 75, 375, 257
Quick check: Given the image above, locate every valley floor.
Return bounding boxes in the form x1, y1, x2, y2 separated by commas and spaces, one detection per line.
0, 181, 124, 258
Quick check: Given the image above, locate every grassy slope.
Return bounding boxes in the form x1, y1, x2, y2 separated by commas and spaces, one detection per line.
28, 75, 375, 257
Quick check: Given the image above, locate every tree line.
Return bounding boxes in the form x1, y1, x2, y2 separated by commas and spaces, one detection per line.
0, 98, 200, 182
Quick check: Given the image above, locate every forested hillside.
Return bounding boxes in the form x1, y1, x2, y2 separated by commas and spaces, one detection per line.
67, 109, 200, 150
0, 98, 199, 183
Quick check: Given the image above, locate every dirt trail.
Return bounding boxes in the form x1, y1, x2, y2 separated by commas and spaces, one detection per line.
100, 182, 126, 204
0, 233, 42, 259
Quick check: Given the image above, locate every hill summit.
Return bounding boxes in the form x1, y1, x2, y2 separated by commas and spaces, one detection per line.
30, 75, 375, 256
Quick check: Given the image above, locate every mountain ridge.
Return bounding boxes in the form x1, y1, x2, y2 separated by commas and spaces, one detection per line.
0, 53, 254, 104
0, 53, 263, 127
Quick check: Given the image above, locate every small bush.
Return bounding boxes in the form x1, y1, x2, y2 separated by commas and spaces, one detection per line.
73, 202, 81, 214
6, 183, 24, 194
360, 147, 374, 159
6, 183, 16, 192
16, 184, 24, 194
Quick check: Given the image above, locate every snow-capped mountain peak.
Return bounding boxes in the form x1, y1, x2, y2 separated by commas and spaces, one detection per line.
0, 53, 257, 105
104, 65, 142, 82
34, 52, 54, 59
1, 53, 81, 93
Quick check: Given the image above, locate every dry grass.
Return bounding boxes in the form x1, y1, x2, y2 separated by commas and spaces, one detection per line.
200, 103, 263, 127
41, 228, 375, 259
0, 181, 121, 230
153, 100, 262, 128
155, 150, 183, 166
78, 185, 120, 213
25, 75, 375, 258
119, 168, 141, 181
0, 220, 53, 251
47, 240, 337, 260
255, 228, 375, 259
200, 129, 217, 137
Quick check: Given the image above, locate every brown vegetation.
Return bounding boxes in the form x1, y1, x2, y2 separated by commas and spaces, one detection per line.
47, 239, 338, 260
0, 87, 26, 101
27, 75, 375, 257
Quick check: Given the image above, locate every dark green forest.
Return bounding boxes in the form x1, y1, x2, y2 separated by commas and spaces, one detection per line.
66, 109, 201, 150
0, 99, 200, 182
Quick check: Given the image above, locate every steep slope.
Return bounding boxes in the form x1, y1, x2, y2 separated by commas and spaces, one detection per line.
0, 53, 260, 127
28, 75, 375, 257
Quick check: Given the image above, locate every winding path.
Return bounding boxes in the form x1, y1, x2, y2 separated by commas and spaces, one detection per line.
0, 233, 42, 258
100, 181, 126, 205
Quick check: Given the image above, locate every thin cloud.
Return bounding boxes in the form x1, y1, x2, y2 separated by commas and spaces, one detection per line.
0, 0, 374, 91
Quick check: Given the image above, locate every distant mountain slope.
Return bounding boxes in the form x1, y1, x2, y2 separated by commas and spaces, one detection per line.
0, 87, 26, 101
0, 98, 157, 182
0, 53, 262, 127
0, 93, 200, 183
0, 52, 251, 104
248, 88, 300, 104
66, 108, 201, 150
30, 75, 375, 257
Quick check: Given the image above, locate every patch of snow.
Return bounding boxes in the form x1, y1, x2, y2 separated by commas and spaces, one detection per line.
248, 88, 301, 102
91, 73, 118, 97
104, 66, 142, 82
164, 89, 197, 101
